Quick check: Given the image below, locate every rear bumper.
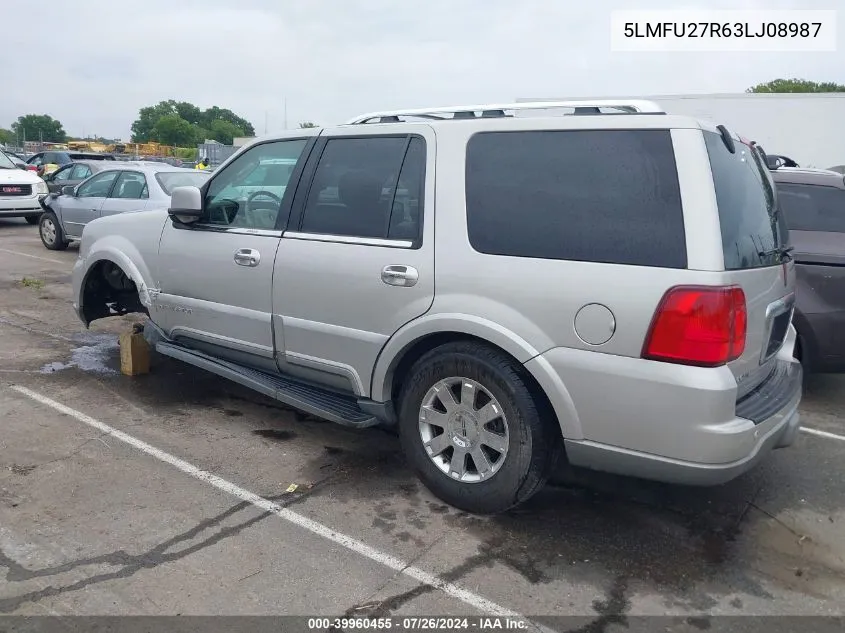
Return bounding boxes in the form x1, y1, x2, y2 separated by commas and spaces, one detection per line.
564, 383, 801, 486
527, 344, 803, 486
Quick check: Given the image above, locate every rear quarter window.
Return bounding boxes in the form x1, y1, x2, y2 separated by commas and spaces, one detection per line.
776, 183, 845, 233
703, 132, 787, 270
464, 129, 686, 268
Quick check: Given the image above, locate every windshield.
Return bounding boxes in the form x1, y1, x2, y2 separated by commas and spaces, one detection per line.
0, 150, 16, 169
155, 171, 212, 195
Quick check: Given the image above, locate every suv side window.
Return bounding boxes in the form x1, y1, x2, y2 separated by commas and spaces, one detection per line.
388, 137, 425, 241
77, 171, 119, 198
111, 171, 149, 199
777, 183, 845, 233
28, 153, 44, 167
204, 139, 308, 231
299, 136, 422, 241
465, 130, 686, 268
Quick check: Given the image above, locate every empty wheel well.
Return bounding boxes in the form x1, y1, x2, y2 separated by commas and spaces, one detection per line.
81, 260, 147, 325
388, 332, 561, 438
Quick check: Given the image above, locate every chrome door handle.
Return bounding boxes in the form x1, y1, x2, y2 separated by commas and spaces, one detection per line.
381, 265, 418, 287
234, 248, 261, 267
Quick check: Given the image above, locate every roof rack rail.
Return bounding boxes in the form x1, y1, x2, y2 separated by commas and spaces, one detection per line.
345, 100, 666, 124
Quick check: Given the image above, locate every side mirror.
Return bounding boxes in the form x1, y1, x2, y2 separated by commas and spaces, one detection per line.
61, 185, 76, 196
168, 186, 203, 224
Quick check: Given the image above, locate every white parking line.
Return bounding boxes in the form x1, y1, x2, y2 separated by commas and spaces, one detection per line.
801, 426, 845, 442
8, 384, 524, 620
0, 248, 65, 265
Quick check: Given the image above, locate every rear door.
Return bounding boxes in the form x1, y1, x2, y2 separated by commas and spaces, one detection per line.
273, 125, 434, 397
101, 170, 150, 217
703, 131, 795, 394
58, 170, 118, 238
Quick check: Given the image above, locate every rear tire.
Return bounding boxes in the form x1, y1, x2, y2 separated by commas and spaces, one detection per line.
39, 211, 68, 251
24, 214, 39, 225
397, 341, 560, 515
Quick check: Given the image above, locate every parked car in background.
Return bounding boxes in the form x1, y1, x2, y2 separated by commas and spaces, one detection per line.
772, 167, 845, 374
39, 162, 210, 250
1, 149, 28, 169
0, 149, 49, 224
41, 160, 113, 194
70, 100, 802, 514
766, 154, 800, 169
26, 151, 116, 177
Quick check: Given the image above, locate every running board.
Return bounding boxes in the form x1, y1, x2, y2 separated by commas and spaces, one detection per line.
154, 341, 379, 428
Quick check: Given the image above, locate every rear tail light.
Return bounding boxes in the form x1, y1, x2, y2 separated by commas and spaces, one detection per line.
25, 165, 38, 172
642, 286, 747, 367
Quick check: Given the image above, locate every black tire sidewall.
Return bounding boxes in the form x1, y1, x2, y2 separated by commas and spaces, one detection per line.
39, 211, 66, 250
398, 343, 554, 514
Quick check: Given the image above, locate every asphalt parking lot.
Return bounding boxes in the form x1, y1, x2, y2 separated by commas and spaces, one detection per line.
1, 218, 844, 627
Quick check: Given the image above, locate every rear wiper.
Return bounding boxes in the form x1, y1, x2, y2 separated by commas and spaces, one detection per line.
759, 245, 794, 261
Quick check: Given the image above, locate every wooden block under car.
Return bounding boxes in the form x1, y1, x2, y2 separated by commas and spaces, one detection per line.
119, 330, 150, 376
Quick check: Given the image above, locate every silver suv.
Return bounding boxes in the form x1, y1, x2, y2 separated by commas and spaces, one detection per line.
72, 100, 802, 514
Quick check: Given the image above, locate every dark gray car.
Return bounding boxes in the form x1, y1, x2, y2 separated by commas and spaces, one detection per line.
773, 167, 845, 373
40, 160, 111, 194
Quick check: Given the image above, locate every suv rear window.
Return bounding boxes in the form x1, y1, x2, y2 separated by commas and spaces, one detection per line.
703, 132, 787, 270
465, 130, 686, 268
776, 183, 845, 233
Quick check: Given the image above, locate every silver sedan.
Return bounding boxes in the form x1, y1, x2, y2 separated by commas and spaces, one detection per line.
39, 162, 211, 250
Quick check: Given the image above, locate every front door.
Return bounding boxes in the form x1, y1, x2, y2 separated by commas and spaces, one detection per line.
155, 135, 316, 369
274, 126, 435, 397
101, 170, 150, 218
59, 170, 118, 238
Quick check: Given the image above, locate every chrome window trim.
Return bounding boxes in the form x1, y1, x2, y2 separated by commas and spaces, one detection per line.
283, 231, 414, 248
187, 224, 283, 237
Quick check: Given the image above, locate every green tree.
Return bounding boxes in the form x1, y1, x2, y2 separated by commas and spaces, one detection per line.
207, 119, 244, 145
298, 121, 318, 128
131, 100, 178, 142
747, 78, 845, 93
191, 125, 210, 145
174, 101, 203, 125
0, 128, 13, 145
202, 106, 255, 136
130, 100, 255, 144
11, 114, 67, 143
151, 114, 196, 146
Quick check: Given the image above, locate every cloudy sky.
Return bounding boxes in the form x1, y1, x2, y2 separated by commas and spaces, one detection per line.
5, 0, 842, 140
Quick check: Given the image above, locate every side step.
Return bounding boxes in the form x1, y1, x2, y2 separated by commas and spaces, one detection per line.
155, 341, 379, 428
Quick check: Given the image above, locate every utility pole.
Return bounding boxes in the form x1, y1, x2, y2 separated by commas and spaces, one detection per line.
264, 110, 268, 134
284, 98, 288, 129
